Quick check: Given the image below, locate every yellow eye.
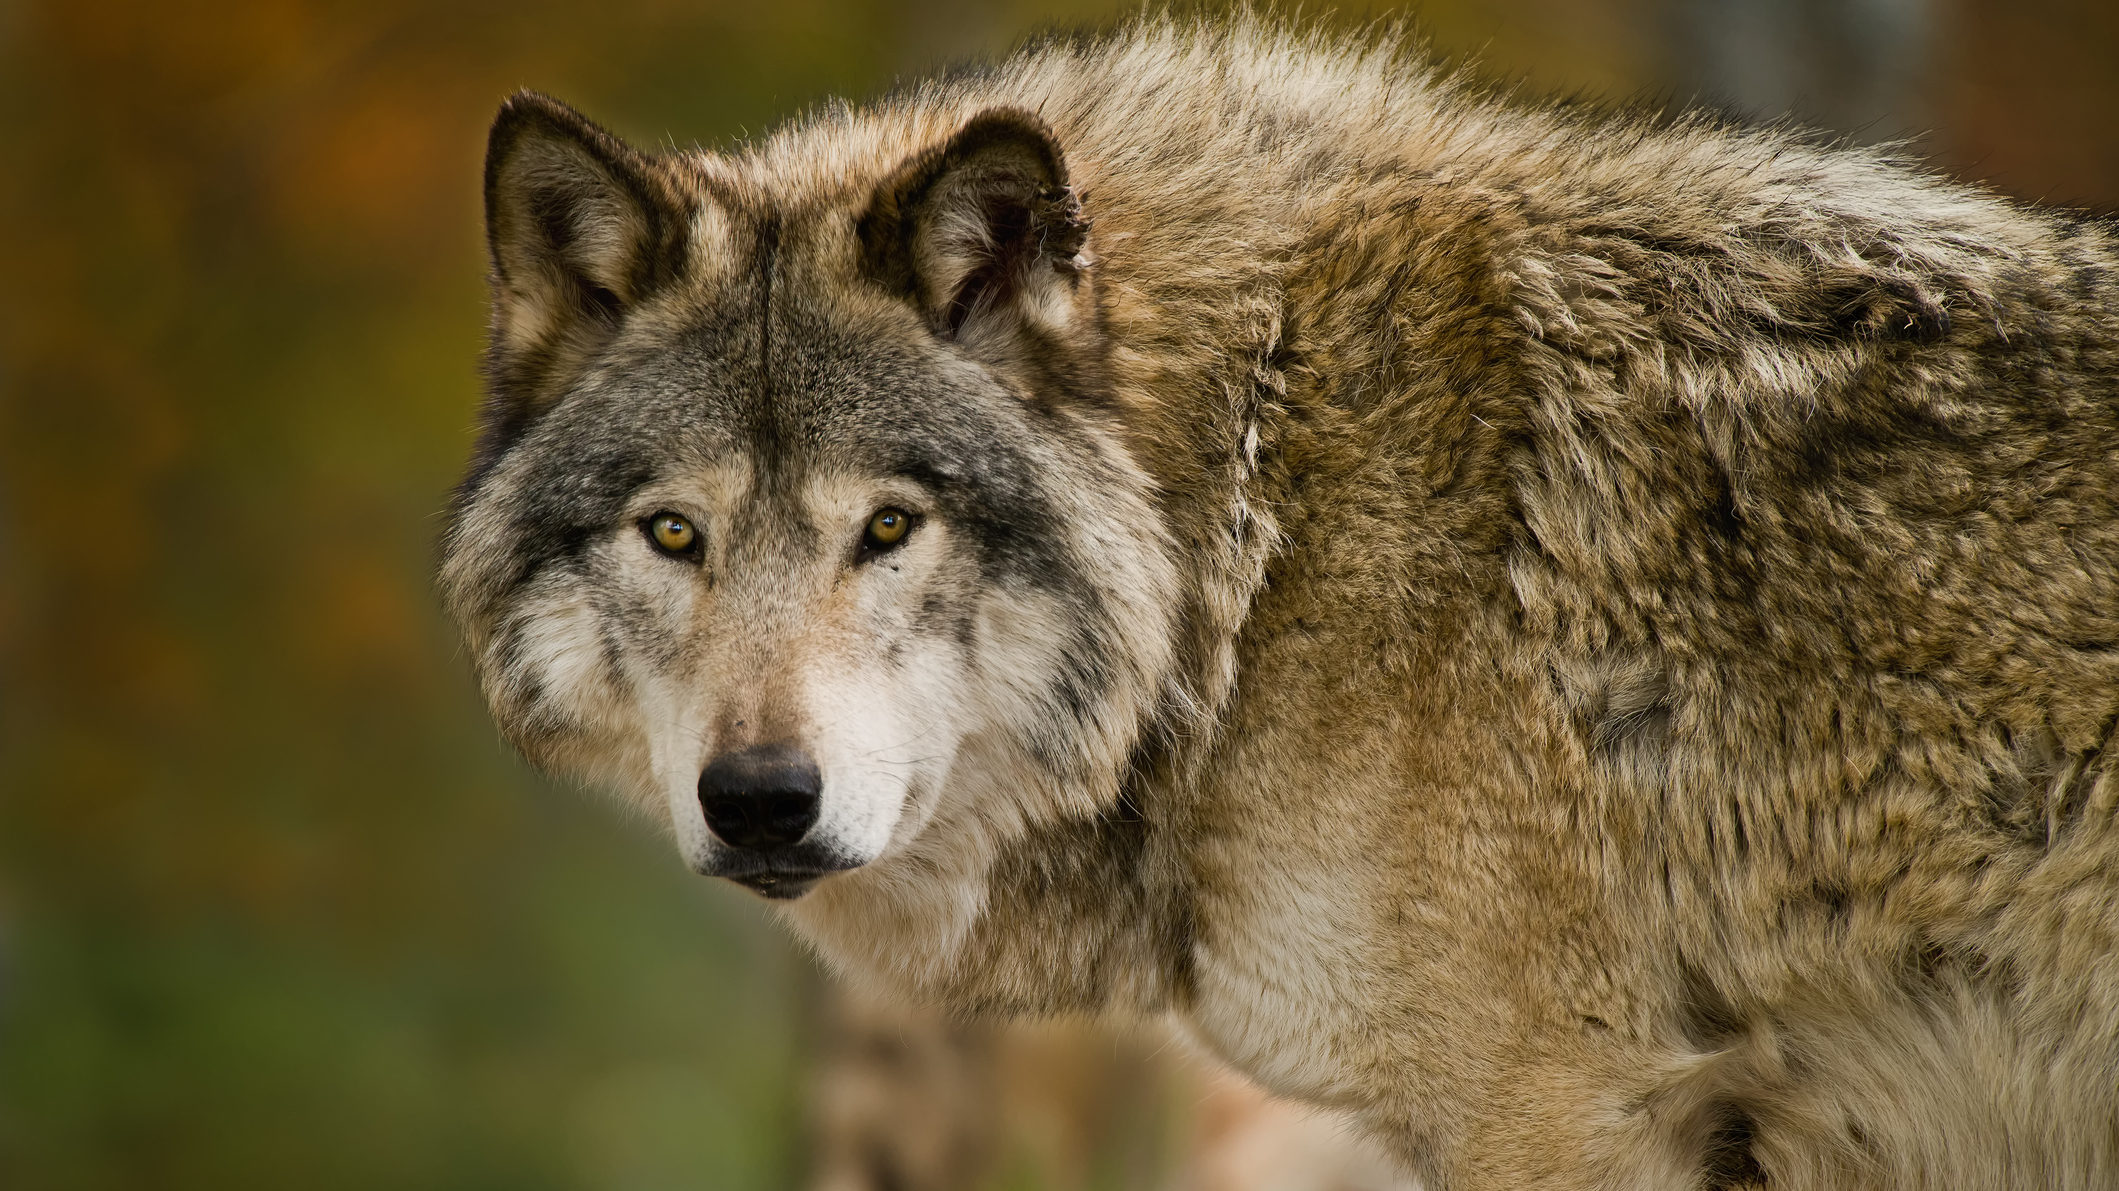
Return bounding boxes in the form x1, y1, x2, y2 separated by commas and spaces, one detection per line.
647, 512, 696, 555
862, 507, 914, 552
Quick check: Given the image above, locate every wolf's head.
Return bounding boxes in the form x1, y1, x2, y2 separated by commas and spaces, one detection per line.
440, 94, 1179, 903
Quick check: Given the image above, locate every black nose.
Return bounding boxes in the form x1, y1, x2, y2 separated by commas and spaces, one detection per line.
698, 745, 822, 850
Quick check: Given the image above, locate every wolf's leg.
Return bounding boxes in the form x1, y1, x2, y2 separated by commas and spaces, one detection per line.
1176, 1066, 1416, 1191
804, 980, 1415, 1190
806, 983, 1001, 1191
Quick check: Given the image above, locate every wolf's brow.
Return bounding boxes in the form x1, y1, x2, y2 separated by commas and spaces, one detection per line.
754, 215, 782, 411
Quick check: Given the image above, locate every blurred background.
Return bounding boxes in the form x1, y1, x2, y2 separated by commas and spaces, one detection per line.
1, 1, 2113, 1188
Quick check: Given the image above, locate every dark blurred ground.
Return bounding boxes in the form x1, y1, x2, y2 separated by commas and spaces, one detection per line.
0, 2, 2112, 1188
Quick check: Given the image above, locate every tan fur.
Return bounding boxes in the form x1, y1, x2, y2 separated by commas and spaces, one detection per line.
448, 12, 2119, 1188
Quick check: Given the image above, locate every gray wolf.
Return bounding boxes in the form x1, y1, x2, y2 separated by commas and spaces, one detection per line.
440, 13, 2119, 1188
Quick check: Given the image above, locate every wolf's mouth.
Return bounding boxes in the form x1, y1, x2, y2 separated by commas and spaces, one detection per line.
728, 870, 831, 900
702, 843, 865, 900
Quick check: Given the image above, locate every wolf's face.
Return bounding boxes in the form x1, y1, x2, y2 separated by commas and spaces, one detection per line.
441, 96, 1178, 900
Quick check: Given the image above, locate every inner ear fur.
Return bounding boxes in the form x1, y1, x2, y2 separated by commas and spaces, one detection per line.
859, 108, 1092, 344
481, 92, 691, 423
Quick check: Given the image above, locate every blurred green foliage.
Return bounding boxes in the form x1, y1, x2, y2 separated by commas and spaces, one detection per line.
0, 0, 2109, 1187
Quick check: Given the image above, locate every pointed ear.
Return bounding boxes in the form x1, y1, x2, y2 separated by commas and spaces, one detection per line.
480, 92, 691, 427
858, 109, 1093, 352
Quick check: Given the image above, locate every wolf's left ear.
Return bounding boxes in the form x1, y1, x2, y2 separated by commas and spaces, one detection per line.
859, 109, 1092, 352
481, 92, 690, 413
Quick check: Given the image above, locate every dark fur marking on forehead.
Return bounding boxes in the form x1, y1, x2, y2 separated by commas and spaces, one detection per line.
748, 213, 818, 487
755, 215, 781, 405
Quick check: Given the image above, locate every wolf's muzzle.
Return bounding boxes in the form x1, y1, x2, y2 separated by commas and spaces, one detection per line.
699, 744, 823, 850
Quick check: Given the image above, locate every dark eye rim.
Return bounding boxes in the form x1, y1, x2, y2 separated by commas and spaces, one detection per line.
855, 506, 922, 564
639, 510, 703, 561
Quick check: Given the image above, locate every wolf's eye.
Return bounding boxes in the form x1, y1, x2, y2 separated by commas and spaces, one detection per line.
644, 512, 698, 558
858, 507, 916, 561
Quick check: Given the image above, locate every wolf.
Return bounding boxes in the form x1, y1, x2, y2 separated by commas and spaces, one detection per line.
439, 13, 2119, 1189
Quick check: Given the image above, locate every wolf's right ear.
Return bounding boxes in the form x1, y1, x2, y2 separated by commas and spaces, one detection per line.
858, 109, 1093, 356
481, 92, 690, 416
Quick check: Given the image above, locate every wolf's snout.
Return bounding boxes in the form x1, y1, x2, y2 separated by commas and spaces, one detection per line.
698, 745, 823, 850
